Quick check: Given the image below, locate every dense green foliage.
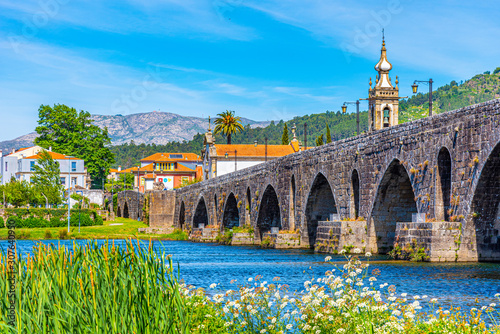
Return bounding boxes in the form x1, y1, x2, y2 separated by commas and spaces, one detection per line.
0, 178, 34, 207
0, 240, 190, 333
105, 173, 135, 192
281, 123, 289, 145
34, 104, 115, 188
31, 150, 64, 205
1, 208, 103, 228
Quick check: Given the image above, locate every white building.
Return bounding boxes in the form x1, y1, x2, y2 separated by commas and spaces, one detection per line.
201, 125, 303, 179
0, 146, 87, 188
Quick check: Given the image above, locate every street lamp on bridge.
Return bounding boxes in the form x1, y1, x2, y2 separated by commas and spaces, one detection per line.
411, 78, 434, 116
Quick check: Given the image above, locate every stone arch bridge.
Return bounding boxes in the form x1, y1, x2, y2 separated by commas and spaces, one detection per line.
148, 99, 500, 261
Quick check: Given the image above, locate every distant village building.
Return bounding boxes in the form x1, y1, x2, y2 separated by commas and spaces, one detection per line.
368, 37, 401, 131
0, 146, 88, 188
109, 153, 203, 192
201, 123, 302, 179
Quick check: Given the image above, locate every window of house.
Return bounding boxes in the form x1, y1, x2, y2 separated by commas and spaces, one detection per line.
30, 161, 35, 172
60, 177, 66, 185
5, 162, 7, 172
71, 161, 77, 172
181, 176, 189, 183
71, 177, 77, 186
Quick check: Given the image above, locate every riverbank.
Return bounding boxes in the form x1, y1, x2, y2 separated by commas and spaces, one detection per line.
0, 217, 188, 241
1, 239, 498, 333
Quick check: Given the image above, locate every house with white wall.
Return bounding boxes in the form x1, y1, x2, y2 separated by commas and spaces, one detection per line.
0, 146, 87, 188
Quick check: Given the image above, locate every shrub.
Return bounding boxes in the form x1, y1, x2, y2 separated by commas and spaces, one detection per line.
17, 230, 31, 239
216, 230, 233, 245
90, 203, 100, 210
58, 229, 69, 239
0, 216, 4, 228
70, 213, 93, 227
44, 230, 53, 239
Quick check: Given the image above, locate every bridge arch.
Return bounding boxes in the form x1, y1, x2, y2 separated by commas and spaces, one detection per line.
304, 172, 337, 248
117, 206, 121, 218
193, 196, 209, 228
179, 201, 186, 230
257, 184, 281, 239
223, 192, 240, 229
370, 159, 418, 254
470, 141, 500, 260
436, 147, 452, 221
245, 187, 251, 225
290, 175, 296, 230
351, 169, 360, 219
123, 201, 129, 218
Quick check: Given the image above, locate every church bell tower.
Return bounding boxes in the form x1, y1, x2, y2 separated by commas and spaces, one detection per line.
368, 36, 400, 131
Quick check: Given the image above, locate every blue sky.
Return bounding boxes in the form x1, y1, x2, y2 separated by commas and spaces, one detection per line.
0, 0, 499, 141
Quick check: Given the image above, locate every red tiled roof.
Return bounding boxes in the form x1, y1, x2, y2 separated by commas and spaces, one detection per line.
141, 152, 201, 162
214, 144, 296, 158
25, 151, 80, 160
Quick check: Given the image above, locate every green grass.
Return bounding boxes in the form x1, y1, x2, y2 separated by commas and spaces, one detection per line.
0, 239, 191, 333
0, 217, 188, 241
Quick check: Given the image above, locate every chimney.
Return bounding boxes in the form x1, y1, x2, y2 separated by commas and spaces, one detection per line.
11, 149, 15, 154
118, 166, 122, 171
48, 146, 52, 152
0, 149, 2, 158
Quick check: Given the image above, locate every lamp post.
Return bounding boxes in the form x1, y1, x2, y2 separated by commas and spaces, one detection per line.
342, 100, 361, 135
67, 156, 75, 234
234, 150, 237, 172
411, 79, 433, 116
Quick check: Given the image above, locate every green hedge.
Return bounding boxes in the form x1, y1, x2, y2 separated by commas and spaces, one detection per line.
0, 216, 4, 228
2, 208, 104, 229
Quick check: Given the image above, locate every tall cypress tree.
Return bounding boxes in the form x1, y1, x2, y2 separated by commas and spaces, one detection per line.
326, 123, 332, 143
281, 123, 289, 145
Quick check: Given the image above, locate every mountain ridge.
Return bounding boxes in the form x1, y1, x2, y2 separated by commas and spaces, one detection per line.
0, 111, 271, 153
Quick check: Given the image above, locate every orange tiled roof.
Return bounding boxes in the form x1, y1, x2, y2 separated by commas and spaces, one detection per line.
25, 151, 80, 160
214, 144, 296, 158
141, 152, 200, 162
175, 164, 196, 172
139, 163, 154, 172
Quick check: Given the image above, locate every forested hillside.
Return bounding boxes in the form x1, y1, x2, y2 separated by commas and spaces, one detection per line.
399, 68, 500, 122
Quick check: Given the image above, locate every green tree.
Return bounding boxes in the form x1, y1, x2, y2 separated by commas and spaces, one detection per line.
281, 123, 289, 145
34, 104, 115, 188
213, 110, 244, 144
31, 150, 64, 206
315, 134, 324, 146
325, 123, 332, 143
105, 173, 134, 193
494, 67, 500, 75
3, 177, 33, 207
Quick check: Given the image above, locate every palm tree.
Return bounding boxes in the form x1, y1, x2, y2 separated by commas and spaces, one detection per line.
213, 110, 244, 144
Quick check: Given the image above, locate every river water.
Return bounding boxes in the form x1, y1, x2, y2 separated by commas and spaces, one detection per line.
2, 239, 500, 311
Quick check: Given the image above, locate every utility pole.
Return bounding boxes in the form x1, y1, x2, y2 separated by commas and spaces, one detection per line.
304, 123, 308, 150
265, 137, 268, 162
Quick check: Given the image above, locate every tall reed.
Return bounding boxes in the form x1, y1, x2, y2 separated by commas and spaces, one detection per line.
0, 239, 191, 333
